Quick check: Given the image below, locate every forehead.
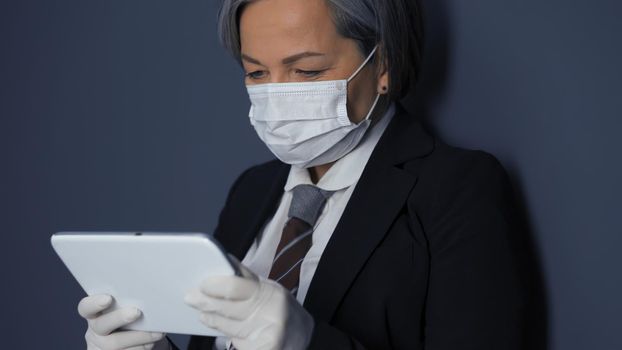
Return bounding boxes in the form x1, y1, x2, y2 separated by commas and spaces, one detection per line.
239, 0, 344, 59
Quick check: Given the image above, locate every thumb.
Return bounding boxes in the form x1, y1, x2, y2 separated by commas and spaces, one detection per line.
227, 253, 258, 281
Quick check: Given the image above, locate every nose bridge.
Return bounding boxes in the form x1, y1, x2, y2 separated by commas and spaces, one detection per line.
269, 67, 289, 84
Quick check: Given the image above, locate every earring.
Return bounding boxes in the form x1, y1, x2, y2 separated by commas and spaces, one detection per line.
381, 86, 388, 92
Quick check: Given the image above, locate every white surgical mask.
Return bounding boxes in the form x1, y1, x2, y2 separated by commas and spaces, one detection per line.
246, 45, 381, 168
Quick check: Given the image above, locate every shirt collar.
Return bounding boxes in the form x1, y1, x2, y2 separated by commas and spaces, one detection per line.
284, 102, 396, 192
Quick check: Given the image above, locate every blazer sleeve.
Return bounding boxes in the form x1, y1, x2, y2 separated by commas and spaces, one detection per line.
306, 320, 368, 349
421, 151, 526, 349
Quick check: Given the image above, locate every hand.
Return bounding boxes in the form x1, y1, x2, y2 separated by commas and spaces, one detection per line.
184, 255, 315, 350
77, 294, 170, 350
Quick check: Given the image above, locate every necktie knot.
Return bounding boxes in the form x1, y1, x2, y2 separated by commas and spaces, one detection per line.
288, 184, 334, 227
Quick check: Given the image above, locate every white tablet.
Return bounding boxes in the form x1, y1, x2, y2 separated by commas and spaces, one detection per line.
51, 231, 240, 336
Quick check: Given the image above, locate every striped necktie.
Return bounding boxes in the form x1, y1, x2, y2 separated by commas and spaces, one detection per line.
227, 184, 332, 350
268, 184, 334, 297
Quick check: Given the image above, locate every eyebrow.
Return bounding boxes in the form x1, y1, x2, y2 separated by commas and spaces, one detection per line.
241, 51, 326, 66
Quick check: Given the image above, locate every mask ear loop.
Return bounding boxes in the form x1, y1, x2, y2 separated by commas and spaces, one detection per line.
357, 93, 381, 125
348, 45, 381, 124
346, 45, 379, 82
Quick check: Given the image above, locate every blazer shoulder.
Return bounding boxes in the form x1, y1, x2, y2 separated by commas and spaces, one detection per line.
225, 158, 288, 204
402, 140, 520, 262
408, 140, 514, 219
214, 159, 287, 241
415, 139, 509, 188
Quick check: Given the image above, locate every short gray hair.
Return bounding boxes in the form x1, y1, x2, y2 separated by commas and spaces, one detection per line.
217, 0, 424, 100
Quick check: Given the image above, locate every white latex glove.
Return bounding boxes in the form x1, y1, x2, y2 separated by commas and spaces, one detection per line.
77, 294, 171, 350
184, 255, 315, 350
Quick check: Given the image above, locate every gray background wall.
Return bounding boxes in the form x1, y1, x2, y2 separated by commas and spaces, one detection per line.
1, 0, 620, 349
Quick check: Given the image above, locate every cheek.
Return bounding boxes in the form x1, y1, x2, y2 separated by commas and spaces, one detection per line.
346, 71, 377, 123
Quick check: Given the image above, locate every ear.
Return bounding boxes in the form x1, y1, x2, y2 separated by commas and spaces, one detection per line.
375, 44, 390, 95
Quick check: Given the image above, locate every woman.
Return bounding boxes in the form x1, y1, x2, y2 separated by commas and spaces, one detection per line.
77, 0, 527, 349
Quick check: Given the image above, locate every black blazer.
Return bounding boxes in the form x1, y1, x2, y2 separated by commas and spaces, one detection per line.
180, 102, 528, 350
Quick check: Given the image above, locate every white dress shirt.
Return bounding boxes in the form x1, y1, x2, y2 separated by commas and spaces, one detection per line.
214, 102, 395, 350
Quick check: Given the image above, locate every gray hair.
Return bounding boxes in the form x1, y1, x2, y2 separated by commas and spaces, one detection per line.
217, 0, 424, 100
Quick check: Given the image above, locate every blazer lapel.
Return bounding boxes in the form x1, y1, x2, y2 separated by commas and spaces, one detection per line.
225, 163, 290, 260
303, 102, 435, 322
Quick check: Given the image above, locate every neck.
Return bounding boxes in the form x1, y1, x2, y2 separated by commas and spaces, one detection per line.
308, 161, 336, 184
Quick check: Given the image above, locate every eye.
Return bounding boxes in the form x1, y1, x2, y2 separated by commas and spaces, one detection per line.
295, 69, 325, 78
245, 70, 266, 80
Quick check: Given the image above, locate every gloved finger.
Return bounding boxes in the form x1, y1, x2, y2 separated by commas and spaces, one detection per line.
198, 276, 258, 300
86, 342, 102, 350
227, 254, 259, 281
184, 288, 210, 309
103, 331, 163, 350
89, 307, 142, 336
78, 294, 114, 320
85, 331, 103, 350
199, 312, 248, 339
185, 288, 256, 320
114, 331, 163, 349
88, 328, 163, 350
85, 328, 103, 350
203, 312, 276, 341
124, 345, 155, 350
